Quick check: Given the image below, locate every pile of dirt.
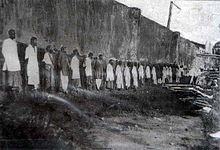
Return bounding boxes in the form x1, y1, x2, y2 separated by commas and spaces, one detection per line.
106, 86, 191, 116
0, 92, 97, 149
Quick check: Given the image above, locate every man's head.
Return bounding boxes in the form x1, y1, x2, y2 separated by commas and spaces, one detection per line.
8, 29, 16, 40
46, 45, 52, 53
30, 37, 37, 47
118, 60, 122, 66
109, 59, 114, 65
98, 54, 103, 60
94, 56, 98, 60
60, 45, 66, 52
72, 49, 79, 56
134, 62, 137, 66
88, 52, 93, 58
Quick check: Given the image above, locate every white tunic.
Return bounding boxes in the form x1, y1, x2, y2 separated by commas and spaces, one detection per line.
138, 65, 144, 79
2, 38, 21, 71
162, 67, 167, 83
145, 66, 151, 79
71, 56, 80, 79
25, 44, 39, 85
132, 66, 138, 87
85, 57, 92, 77
124, 66, 131, 87
43, 52, 53, 65
115, 65, 124, 88
152, 67, 157, 84
106, 63, 114, 81
176, 68, 181, 78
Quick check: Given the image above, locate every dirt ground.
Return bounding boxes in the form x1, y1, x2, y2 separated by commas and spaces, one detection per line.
91, 114, 205, 150
0, 86, 214, 149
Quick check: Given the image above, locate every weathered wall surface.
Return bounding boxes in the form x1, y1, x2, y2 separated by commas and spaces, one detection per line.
0, 0, 141, 60
178, 37, 198, 67
0, 0, 201, 64
138, 16, 175, 63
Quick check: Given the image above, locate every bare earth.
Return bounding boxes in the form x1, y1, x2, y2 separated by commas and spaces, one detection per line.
0, 86, 209, 149
91, 114, 204, 150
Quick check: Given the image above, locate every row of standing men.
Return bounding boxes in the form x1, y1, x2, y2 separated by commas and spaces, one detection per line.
1, 29, 184, 93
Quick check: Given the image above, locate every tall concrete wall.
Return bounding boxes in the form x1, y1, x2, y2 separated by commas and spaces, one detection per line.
0, 0, 201, 64
138, 16, 175, 63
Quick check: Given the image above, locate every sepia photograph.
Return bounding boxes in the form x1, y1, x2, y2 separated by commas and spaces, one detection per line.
0, 0, 220, 149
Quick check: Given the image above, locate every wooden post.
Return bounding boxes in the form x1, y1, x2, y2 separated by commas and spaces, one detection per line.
167, 1, 173, 29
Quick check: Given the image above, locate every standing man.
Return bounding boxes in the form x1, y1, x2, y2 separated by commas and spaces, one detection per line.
106, 59, 115, 90
2, 29, 22, 92
92, 57, 98, 90
52, 46, 60, 92
43, 45, 55, 92
94, 54, 104, 91
58, 45, 70, 93
152, 65, 157, 85
25, 37, 39, 90
138, 62, 144, 87
124, 61, 131, 89
70, 49, 81, 89
99, 54, 107, 90
132, 62, 138, 89
145, 64, 151, 85
115, 60, 124, 90
85, 52, 93, 90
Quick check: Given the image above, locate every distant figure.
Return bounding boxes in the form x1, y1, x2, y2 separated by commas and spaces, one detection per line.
25, 37, 39, 90
99, 54, 107, 90
2, 29, 22, 92
162, 66, 166, 84
115, 60, 124, 90
91, 56, 97, 90
124, 61, 131, 89
52, 46, 60, 92
85, 52, 93, 90
138, 62, 144, 87
178, 65, 184, 83
58, 46, 70, 93
165, 66, 170, 83
132, 62, 138, 89
145, 64, 151, 85
43, 45, 55, 91
106, 59, 114, 90
70, 49, 81, 89
94, 54, 104, 90
176, 66, 181, 83
169, 66, 173, 83
152, 66, 157, 85
157, 64, 163, 84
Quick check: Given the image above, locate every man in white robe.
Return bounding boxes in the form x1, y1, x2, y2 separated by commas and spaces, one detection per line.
124, 62, 131, 89
138, 63, 144, 87
85, 52, 93, 90
152, 66, 157, 85
115, 61, 124, 90
176, 66, 181, 83
106, 59, 114, 90
169, 66, 173, 83
2, 29, 22, 92
145, 64, 151, 85
25, 37, 39, 90
70, 49, 80, 88
162, 66, 166, 84
132, 62, 138, 89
